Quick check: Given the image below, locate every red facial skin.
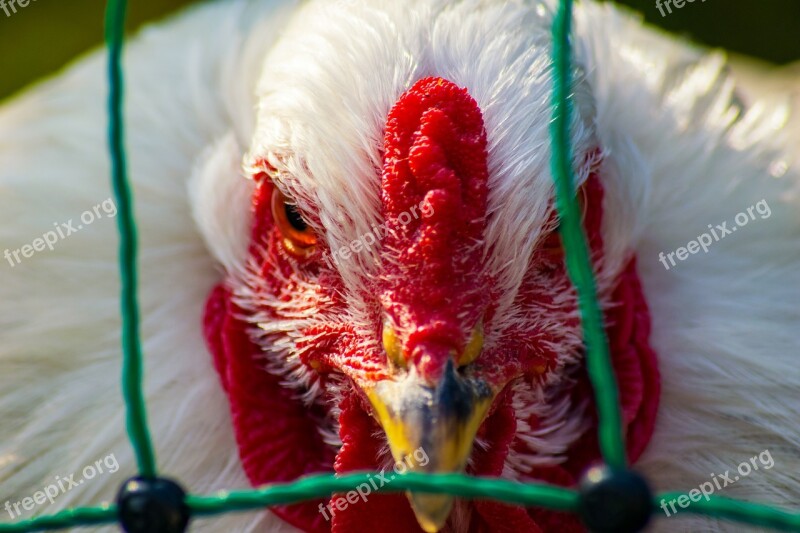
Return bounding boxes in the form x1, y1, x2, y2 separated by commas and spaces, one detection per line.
204, 78, 660, 532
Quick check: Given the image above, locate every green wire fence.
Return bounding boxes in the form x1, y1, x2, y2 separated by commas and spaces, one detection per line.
1, 0, 799, 531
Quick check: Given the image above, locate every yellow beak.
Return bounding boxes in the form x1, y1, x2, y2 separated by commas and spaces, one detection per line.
366, 360, 495, 532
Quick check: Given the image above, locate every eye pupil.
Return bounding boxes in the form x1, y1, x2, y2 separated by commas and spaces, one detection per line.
284, 203, 308, 232
271, 187, 316, 255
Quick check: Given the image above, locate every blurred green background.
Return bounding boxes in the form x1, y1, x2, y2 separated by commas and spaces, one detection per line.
0, 0, 798, 101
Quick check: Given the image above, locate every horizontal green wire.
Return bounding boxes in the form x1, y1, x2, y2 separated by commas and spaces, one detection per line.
186, 473, 579, 516
549, 0, 626, 467
0, 505, 117, 533
4, 480, 800, 532
656, 492, 800, 531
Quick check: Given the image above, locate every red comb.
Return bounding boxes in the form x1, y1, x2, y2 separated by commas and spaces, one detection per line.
380, 77, 490, 379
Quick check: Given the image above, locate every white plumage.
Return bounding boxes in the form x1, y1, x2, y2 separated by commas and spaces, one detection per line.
0, 1, 798, 532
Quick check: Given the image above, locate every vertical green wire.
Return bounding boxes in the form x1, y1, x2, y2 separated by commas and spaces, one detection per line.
105, 0, 157, 478
549, 0, 627, 468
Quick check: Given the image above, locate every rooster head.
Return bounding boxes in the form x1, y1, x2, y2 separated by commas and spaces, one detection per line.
204, 2, 659, 532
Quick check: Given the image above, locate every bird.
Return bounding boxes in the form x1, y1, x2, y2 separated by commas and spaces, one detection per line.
0, 0, 798, 532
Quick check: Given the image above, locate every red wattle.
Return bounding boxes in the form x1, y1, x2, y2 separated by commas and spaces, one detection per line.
203, 285, 335, 532
562, 257, 661, 477
330, 392, 423, 533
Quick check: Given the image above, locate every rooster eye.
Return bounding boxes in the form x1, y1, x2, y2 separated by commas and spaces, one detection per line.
271, 187, 316, 256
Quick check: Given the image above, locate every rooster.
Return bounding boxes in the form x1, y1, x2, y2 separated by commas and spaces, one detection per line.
1, 1, 798, 532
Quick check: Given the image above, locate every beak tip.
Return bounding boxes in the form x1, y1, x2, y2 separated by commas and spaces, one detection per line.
409, 493, 454, 533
